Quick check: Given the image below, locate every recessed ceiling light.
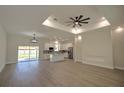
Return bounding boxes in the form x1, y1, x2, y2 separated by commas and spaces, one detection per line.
102, 17, 105, 20
78, 35, 82, 40
55, 41, 59, 44
116, 26, 123, 32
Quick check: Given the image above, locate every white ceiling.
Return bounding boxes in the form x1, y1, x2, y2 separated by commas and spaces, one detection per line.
0, 5, 124, 40
42, 6, 110, 34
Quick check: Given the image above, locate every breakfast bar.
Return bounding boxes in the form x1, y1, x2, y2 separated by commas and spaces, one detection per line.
43, 50, 68, 62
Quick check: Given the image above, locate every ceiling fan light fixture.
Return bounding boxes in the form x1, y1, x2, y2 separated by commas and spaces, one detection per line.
75, 22, 78, 25
67, 15, 90, 28
31, 34, 38, 43
31, 39, 38, 43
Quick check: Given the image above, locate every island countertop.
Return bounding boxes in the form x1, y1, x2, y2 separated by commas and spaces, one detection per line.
43, 50, 68, 62
43, 50, 68, 54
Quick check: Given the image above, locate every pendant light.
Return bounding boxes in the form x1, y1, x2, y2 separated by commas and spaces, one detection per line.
31, 34, 38, 43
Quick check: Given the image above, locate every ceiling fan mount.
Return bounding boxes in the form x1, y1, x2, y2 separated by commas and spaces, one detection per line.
66, 15, 90, 27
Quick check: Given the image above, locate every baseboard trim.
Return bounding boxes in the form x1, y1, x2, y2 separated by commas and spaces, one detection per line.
115, 67, 124, 70
6, 59, 48, 64
0, 64, 5, 72
6, 61, 17, 64
82, 61, 114, 69
74, 59, 82, 63
39, 58, 49, 61
76, 61, 82, 63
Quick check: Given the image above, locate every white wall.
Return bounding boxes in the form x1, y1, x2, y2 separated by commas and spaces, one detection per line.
0, 25, 7, 72
112, 25, 124, 70
74, 36, 82, 62
7, 34, 48, 64
74, 26, 114, 69
82, 27, 113, 69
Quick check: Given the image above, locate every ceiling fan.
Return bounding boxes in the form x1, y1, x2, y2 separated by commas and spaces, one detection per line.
66, 15, 90, 27
30, 33, 38, 43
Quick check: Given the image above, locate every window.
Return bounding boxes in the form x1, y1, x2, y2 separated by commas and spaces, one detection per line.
18, 46, 39, 62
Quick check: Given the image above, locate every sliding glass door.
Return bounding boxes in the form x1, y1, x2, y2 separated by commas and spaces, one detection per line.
18, 46, 39, 62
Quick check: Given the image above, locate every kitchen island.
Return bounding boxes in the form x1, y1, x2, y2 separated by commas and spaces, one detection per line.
43, 50, 68, 62
50, 52, 65, 62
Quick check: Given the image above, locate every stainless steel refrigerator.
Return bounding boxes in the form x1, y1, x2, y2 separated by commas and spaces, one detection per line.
68, 47, 73, 59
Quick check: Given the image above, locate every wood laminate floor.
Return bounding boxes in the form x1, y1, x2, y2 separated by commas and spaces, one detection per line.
0, 60, 124, 87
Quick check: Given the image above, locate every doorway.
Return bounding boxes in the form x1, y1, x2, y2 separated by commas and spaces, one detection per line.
18, 46, 39, 62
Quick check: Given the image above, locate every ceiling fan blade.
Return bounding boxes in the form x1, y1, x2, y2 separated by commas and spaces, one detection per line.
73, 24, 76, 27
78, 23, 82, 26
65, 21, 73, 23
80, 17, 90, 22
78, 15, 83, 21
80, 21, 89, 24
70, 17, 76, 21
75, 16, 78, 20
67, 23, 72, 26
